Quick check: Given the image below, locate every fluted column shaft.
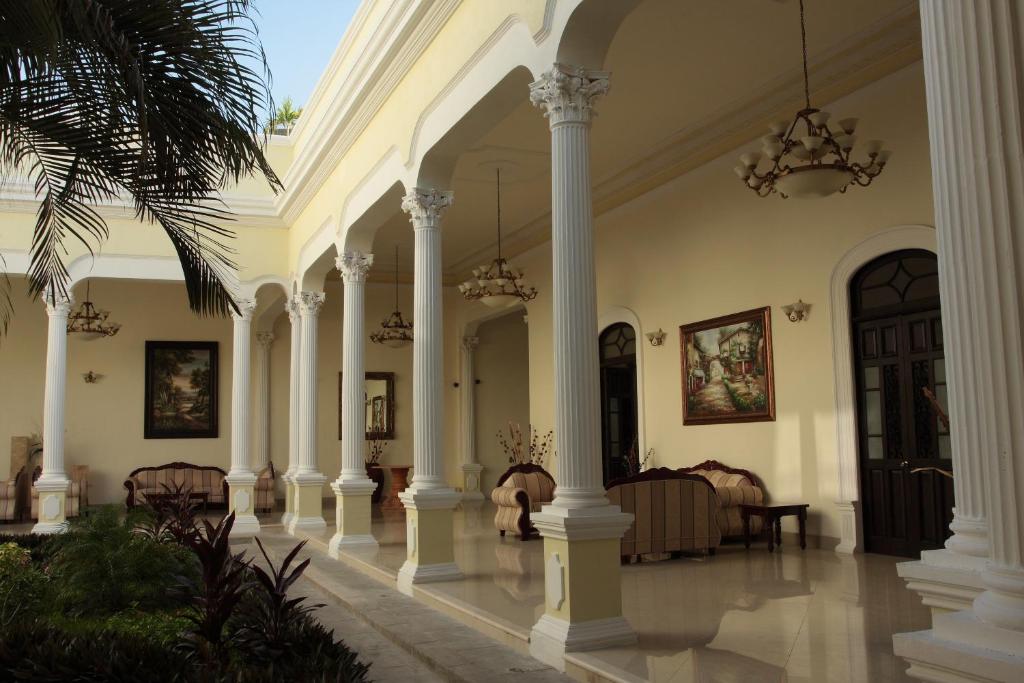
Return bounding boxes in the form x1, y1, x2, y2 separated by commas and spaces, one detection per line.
296, 292, 325, 476
338, 253, 374, 480
39, 291, 72, 487
402, 188, 453, 490
920, 0, 1024, 632
281, 297, 301, 526
229, 299, 257, 477
531, 64, 610, 508
253, 332, 274, 472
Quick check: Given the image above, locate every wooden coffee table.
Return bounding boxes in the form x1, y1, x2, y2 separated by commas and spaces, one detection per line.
740, 503, 809, 552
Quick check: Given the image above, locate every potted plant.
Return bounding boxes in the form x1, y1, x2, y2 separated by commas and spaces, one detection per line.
496, 422, 554, 467
365, 438, 386, 504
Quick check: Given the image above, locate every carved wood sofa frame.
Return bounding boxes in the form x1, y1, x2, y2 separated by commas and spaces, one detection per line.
124, 461, 229, 509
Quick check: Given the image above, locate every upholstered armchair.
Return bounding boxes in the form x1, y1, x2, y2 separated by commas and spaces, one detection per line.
31, 465, 88, 520
255, 463, 275, 513
679, 460, 764, 537
0, 467, 23, 522
491, 463, 556, 540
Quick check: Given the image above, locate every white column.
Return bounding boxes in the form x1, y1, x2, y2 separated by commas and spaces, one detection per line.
281, 296, 301, 526
227, 297, 260, 537
527, 63, 635, 668
894, 3, 1024, 679
329, 252, 379, 553
32, 289, 73, 534
253, 331, 274, 473
460, 336, 483, 501
288, 290, 327, 533
397, 188, 462, 587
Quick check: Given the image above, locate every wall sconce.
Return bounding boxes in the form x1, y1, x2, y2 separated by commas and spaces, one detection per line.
782, 300, 810, 322
646, 328, 667, 346
83, 371, 103, 383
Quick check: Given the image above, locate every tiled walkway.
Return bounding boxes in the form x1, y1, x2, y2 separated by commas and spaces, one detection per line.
256, 530, 572, 683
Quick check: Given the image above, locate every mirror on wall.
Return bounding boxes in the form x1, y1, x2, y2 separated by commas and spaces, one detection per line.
338, 371, 395, 440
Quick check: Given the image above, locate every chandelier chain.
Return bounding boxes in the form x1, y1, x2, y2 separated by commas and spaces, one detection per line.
800, 0, 810, 110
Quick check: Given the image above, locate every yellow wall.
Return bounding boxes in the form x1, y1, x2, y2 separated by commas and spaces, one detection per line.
515, 62, 935, 544
474, 309, 531, 492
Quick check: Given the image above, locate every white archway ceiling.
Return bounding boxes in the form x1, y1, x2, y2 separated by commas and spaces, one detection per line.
361, 0, 918, 283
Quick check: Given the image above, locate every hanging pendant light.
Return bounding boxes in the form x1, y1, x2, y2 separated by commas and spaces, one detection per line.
370, 245, 414, 348
459, 168, 538, 308
67, 282, 121, 339
736, 0, 891, 199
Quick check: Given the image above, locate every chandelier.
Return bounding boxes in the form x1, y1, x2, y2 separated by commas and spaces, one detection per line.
735, 0, 891, 199
66, 282, 120, 339
370, 245, 413, 348
458, 169, 537, 308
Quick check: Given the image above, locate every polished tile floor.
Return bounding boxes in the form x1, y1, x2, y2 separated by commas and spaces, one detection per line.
307, 502, 931, 683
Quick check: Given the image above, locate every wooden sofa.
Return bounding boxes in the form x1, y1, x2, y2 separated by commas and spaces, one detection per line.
606, 467, 722, 561
255, 464, 275, 513
679, 460, 764, 537
491, 463, 556, 540
124, 462, 228, 509
0, 467, 23, 522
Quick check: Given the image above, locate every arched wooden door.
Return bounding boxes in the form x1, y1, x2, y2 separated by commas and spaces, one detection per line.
851, 249, 954, 557
599, 323, 638, 485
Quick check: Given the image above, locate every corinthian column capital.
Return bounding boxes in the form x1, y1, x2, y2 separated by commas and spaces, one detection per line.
298, 291, 325, 317
336, 252, 374, 283
462, 336, 480, 352
529, 63, 610, 125
231, 297, 257, 322
42, 286, 73, 317
402, 188, 453, 228
255, 331, 275, 349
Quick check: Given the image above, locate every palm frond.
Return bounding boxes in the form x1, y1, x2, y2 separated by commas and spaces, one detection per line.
0, 0, 281, 318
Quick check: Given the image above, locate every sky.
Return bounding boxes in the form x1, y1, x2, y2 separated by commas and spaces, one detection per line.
246, 0, 362, 120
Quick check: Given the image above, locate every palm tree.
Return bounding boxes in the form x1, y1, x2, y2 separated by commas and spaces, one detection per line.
270, 97, 302, 134
0, 0, 283, 331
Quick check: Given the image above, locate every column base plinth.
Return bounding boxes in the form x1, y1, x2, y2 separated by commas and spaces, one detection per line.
460, 463, 484, 501
898, 549, 987, 616
895, 611, 1024, 682
397, 488, 461, 588
328, 478, 378, 556
226, 477, 260, 537
529, 502, 635, 669
530, 615, 637, 670
834, 501, 861, 554
288, 474, 326, 535
280, 476, 295, 527
32, 479, 69, 534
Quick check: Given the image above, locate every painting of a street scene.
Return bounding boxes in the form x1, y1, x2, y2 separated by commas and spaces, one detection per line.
680, 307, 775, 425
145, 341, 218, 438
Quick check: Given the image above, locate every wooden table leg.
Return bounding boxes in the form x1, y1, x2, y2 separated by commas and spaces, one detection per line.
742, 509, 751, 549
775, 518, 783, 546
799, 509, 807, 550
767, 514, 776, 553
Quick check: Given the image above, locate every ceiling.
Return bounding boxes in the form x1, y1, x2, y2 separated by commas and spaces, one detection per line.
364, 0, 920, 283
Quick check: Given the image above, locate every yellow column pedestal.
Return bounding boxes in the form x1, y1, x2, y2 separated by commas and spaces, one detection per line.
32, 481, 69, 534
397, 488, 463, 588
329, 480, 378, 555
281, 478, 295, 527
288, 476, 326, 534
226, 478, 260, 537
529, 505, 636, 669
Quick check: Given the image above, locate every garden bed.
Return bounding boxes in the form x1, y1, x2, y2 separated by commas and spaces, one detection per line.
0, 493, 371, 681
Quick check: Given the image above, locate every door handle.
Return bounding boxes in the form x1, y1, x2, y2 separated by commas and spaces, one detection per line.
900, 460, 910, 469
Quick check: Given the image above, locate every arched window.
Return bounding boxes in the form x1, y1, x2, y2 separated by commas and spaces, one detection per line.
600, 323, 636, 363
851, 249, 940, 319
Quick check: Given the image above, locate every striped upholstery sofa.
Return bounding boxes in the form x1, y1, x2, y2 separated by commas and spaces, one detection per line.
0, 467, 23, 522
255, 464, 275, 513
607, 468, 722, 561
124, 462, 228, 508
679, 460, 764, 537
491, 463, 556, 540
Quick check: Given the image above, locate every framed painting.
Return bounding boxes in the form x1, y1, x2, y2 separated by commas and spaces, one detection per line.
680, 307, 775, 425
338, 371, 396, 440
144, 341, 219, 439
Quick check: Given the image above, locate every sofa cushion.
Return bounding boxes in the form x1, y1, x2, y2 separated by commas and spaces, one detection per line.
503, 471, 555, 510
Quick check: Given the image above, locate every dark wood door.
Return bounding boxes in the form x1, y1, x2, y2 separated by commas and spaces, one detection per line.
599, 324, 638, 485
852, 251, 954, 557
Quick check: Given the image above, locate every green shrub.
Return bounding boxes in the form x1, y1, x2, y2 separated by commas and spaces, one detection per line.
0, 542, 48, 627
0, 532, 54, 563
47, 505, 198, 615
47, 609, 192, 649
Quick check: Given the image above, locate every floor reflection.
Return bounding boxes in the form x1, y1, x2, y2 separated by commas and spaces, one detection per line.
310, 501, 929, 682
